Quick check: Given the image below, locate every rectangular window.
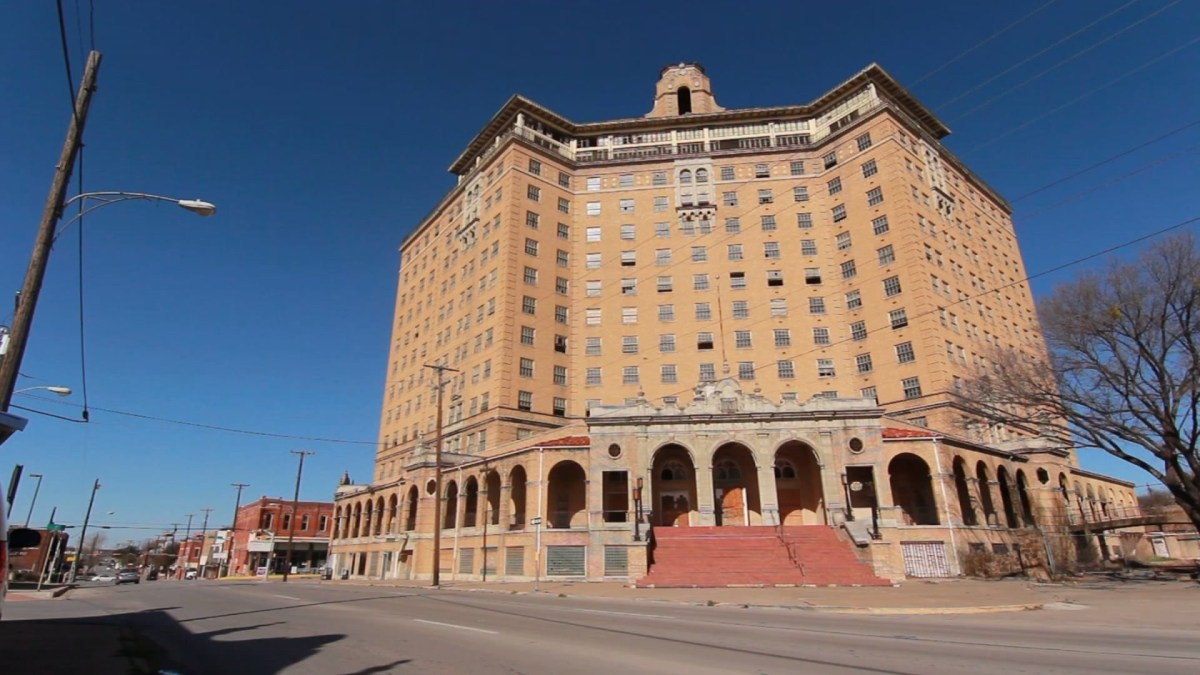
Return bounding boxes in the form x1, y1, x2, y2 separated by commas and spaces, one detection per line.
856, 353, 873, 373
523, 266, 538, 285
872, 215, 889, 235
867, 187, 884, 206
699, 363, 716, 382
722, 191, 738, 206
585, 307, 601, 326
553, 397, 566, 416
761, 214, 777, 231
660, 333, 677, 352
812, 327, 829, 345
793, 186, 809, 202
585, 337, 601, 355
554, 334, 566, 353
622, 307, 637, 324
622, 366, 639, 385
772, 328, 791, 347
555, 305, 568, 324
846, 289, 862, 309
519, 357, 534, 378
697, 332, 714, 350
797, 212, 813, 229
827, 177, 842, 195
877, 245, 896, 265
856, 133, 872, 151
555, 249, 569, 267
585, 280, 601, 297
620, 251, 636, 266
525, 210, 540, 228
720, 166, 735, 180
518, 390, 533, 411
809, 297, 827, 314
652, 171, 667, 186
656, 276, 673, 293
735, 330, 752, 348
556, 222, 570, 239
727, 244, 744, 261
586, 201, 601, 216
521, 296, 536, 315
619, 174, 634, 188
653, 195, 669, 213
658, 304, 675, 321
757, 189, 773, 204
555, 277, 568, 295
832, 204, 847, 222
862, 159, 878, 178
851, 320, 867, 341
528, 159, 541, 175
861, 386, 877, 401
823, 151, 838, 169
777, 360, 795, 379
620, 223, 636, 240
524, 238, 539, 256
790, 160, 805, 176
622, 336, 639, 354
661, 364, 678, 384
770, 298, 787, 316
755, 163, 770, 178
817, 358, 836, 377
840, 260, 857, 279
691, 246, 707, 262
801, 239, 817, 256
619, 198, 634, 214
730, 271, 746, 289
527, 185, 541, 202
586, 368, 602, 386
738, 361, 756, 380
695, 302, 712, 320
895, 341, 916, 363
558, 171, 570, 188
693, 274, 710, 290
836, 231, 852, 250
586, 176, 601, 191
724, 217, 740, 233
767, 270, 784, 286
805, 267, 822, 285
655, 221, 670, 238
732, 300, 749, 319
902, 376, 923, 399
557, 197, 570, 214
889, 308, 909, 329
883, 275, 903, 297
520, 326, 535, 345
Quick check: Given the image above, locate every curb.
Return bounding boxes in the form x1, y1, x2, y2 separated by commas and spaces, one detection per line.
52, 584, 76, 598
804, 603, 1042, 615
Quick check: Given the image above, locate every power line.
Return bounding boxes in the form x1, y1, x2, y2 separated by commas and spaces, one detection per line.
949, 0, 1183, 120
935, 0, 1141, 111
911, 0, 1062, 86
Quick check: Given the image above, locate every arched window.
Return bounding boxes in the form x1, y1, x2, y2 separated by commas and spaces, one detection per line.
677, 86, 692, 115
773, 458, 797, 480
660, 460, 688, 481
695, 168, 709, 184
714, 459, 741, 481
678, 169, 693, 185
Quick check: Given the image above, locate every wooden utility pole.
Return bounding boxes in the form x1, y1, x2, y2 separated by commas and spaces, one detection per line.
281, 450, 314, 582
425, 363, 458, 587
0, 51, 102, 413
197, 507, 213, 578
225, 482, 249, 577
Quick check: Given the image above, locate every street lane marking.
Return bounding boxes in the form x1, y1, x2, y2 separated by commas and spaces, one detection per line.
273, 594, 302, 601
570, 608, 673, 620
413, 619, 498, 634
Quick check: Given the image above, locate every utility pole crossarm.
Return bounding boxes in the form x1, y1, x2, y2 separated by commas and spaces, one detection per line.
281, 450, 315, 583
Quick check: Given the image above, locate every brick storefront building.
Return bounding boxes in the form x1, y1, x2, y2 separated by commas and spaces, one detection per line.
228, 497, 333, 576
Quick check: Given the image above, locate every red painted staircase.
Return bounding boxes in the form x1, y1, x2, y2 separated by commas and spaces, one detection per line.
637, 525, 889, 588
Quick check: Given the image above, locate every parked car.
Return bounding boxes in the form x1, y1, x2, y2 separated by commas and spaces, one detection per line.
114, 570, 140, 585
91, 574, 116, 582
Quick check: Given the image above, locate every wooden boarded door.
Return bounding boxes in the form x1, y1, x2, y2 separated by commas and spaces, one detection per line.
718, 487, 746, 526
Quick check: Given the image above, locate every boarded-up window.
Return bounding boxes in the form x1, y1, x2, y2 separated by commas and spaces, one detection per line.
439, 549, 453, 573
458, 548, 475, 575
505, 546, 525, 576
482, 547, 498, 576
604, 546, 629, 577
901, 541, 951, 577
546, 545, 586, 576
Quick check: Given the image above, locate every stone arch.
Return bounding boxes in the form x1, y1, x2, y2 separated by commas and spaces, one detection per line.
463, 476, 480, 528
1085, 484, 1099, 521
444, 480, 459, 530
996, 466, 1019, 528
374, 496, 386, 535
360, 500, 372, 537
695, 168, 709, 184
774, 441, 825, 525
334, 506, 343, 539
678, 168, 693, 185
976, 462, 998, 525
485, 470, 502, 526
712, 442, 762, 526
952, 456, 978, 526
387, 494, 399, 534
509, 465, 528, 529
352, 502, 362, 538
547, 460, 587, 529
889, 453, 939, 525
677, 86, 692, 115
404, 485, 419, 531
651, 443, 697, 527
1017, 469, 1036, 526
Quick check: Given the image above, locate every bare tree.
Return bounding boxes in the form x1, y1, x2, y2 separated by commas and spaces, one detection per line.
964, 232, 1199, 529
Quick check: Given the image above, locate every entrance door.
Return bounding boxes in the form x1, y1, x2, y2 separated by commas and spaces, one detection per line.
659, 491, 691, 527
716, 487, 747, 526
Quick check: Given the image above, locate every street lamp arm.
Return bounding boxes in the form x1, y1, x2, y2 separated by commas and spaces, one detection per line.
54, 192, 217, 243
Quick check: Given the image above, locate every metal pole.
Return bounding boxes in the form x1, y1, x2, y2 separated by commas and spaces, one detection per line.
197, 507, 212, 579
425, 363, 458, 587
282, 451, 314, 582
24, 472, 43, 527
181, 513, 193, 579
5, 464, 22, 517
225, 482, 248, 577
67, 479, 100, 583
36, 506, 57, 591
0, 51, 102, 411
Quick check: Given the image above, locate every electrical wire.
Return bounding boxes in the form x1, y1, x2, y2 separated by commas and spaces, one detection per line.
911, 0, 1062, 86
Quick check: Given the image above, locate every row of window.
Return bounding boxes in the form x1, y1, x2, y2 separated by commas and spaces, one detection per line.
579, 185, 883, 216
581, 362, 920, 396
582, 302, 910, 327
582, 213, 890, 243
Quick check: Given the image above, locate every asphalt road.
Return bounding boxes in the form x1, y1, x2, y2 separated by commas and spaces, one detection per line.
7, 580, 1199, 674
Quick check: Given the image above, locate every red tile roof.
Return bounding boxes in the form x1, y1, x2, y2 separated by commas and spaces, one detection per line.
882, 427, 937, 439
537, 435, 590, 447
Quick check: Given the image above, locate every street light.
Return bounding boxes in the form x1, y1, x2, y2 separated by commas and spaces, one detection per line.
14, 386, 72, 397
24, 472, 43, 527
0, 190, 217, 413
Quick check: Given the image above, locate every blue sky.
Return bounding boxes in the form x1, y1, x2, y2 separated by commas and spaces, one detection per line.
1, 1, 1197, 543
